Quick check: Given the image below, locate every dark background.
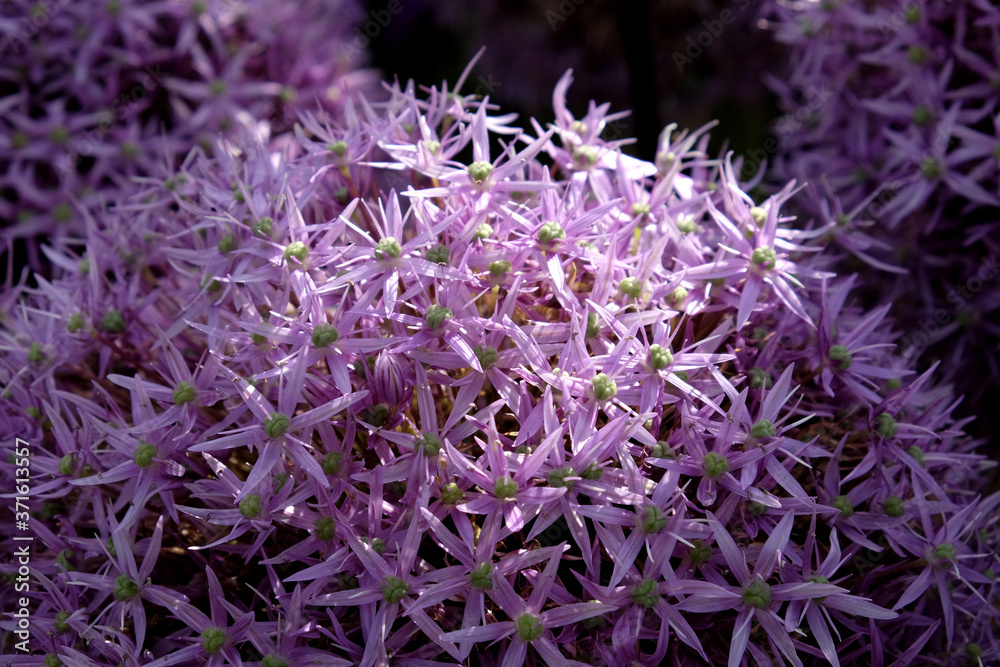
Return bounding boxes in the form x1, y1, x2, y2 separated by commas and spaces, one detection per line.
361, 0, 780, 162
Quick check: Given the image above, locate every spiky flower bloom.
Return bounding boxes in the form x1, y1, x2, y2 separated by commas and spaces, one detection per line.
0, 64, 996, 666
0, 0, 375, 269
759, 0, 1000, 432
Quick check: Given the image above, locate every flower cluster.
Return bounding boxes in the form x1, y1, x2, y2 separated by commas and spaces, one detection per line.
759, 0, 1000, 422
1, 65, 998, 666
0, 0, 376, 267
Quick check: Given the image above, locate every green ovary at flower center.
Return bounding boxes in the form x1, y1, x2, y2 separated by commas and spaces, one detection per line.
516, 613, 544, 641
470, 562, 493, 590
742, 580, 772, 609
133, 442, 156, 468
642, 506, 668, 533
201, 627, 227, 654
631, 578, 660, 607
494, 477, 518, 499
703, 452, 729, 479
264, 412, 290, 439
113, 574, 139, 601
592, 373, 617, 400
381, 575, 409, 603
467, 161, 493, 183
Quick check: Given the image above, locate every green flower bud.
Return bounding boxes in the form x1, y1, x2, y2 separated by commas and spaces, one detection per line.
45, 654, 62, 667
217, 233, 233, 254
425, 304, 453, 331
239, 494, 262, 519
689, 539, 712, 564
26, 406, 42, 419
489, 259, 512, 277
328, 141, 348, 157
473, 223, 494, 241
27, 342, 44, 363
592, 373, 617, 401
669, 286, 689, 305
79, 258, 90, 275
366, 537, 386, 554
631, 202, 651, 216
473, 344, 499, 370
619, 277, 642, 298
426, 244, 449, 265
884, 495, 905, 518
321, 452, 343, 475
648, 344, 673, 370
315, 516, 336, 541
54, 610, 71, 633
748, 367, 772, 389
467, 161, 494, 183
264, 412, 290, 439
58, 453, 75, 475
251, 333, 268, 346
934, 542, 956, 561
134, 441, 156, 468
375, 237, 402, 260
538, 221, 566, 246
750, 207, 767, 227
642, 506, 668, 533
381, 575, 409, 603
742, 580, 772, 609
418, 433, 441, 456
470, 561, 493, 590
751, 246, 777, 270
650, 442, 674, 459
173, 381, 196, 406
921, 157, 941, 179
832, 495, 854, 517
912, 105, 932, 126
113, 574, 139, 601
494, 476, 518, 499
907, 445, 925, 467
441, 482, 464, 505
631, 578, 660, 608
581, 463, 603, 480
828, 344, 852, 370
364, 403, 392, 428
586, 312, 600, 338
101, 309, 125, 333
334, 186, 350, 204
905, 6, 919, 22
876, 412, 898, 438
547, 466, 575, 490
312, 323, 340, 347
886, 377, 902, 390
750, 419, 777, 439
423, 140, 440, 154
676, 215, 698, 233
252, 217, 273, 238
283, 241, 308, 264
748, 501, 769, 517
67, 313, 84, 333
908, 45, 927, 64
576, 145, 599, 166
49, 126, 69, 145
703, 452, 729, 479
261, 655, 288, 667
516, 613, 544, 641
201, 627, 227, 654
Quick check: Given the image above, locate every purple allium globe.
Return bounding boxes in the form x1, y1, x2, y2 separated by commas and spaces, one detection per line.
1, 65, 998, 665
0, 0, 377, 269
759, 0, 1000, 432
